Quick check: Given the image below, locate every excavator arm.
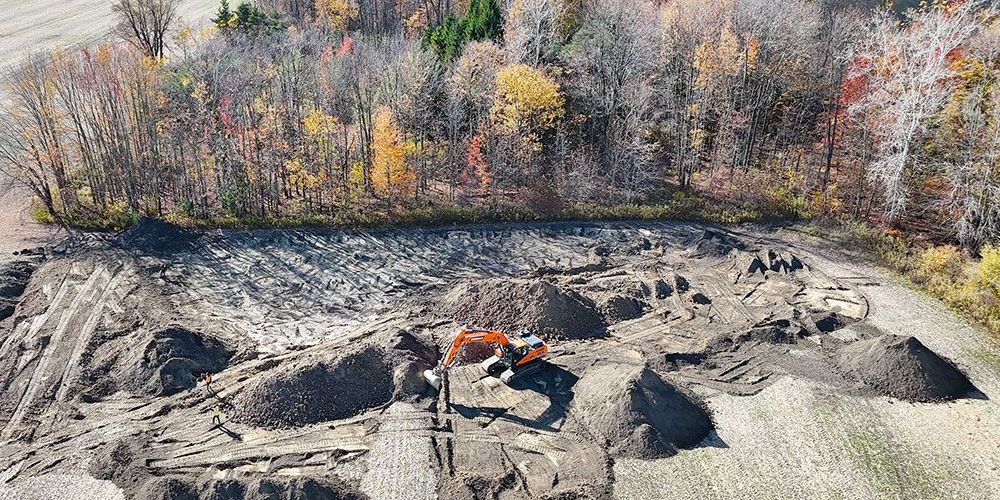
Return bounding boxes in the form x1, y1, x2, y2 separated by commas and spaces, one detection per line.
439, 328, 510, 370
424, 327, 548, 390
424, 328, 511, 390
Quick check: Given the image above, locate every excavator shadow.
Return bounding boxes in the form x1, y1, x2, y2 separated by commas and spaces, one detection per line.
449, 363, 579, 433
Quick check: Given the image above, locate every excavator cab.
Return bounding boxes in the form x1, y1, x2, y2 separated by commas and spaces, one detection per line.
424, 328, 549, 390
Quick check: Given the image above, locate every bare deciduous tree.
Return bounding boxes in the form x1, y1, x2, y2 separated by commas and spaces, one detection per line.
113, 0, 181, 58
848, 0, 984, 222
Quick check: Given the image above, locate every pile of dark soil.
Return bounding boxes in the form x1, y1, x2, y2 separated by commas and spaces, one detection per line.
0, 260, 36, 321
443, 278, 607, 338
440, 469, 523, 500
231, 345, 394, 428
600, 295, 646, 322
571, 364, 712, 459
230, 329, 434, 428
144, 475, 367, 500
88, 435, 151, 495
119, 217, 197, 252
83, 326, 235, 398
143, 476, 199, 500
201, 476, 367, 500
687, 229, 747, 258
812, 311, 848, 333
835, 335, 974, 402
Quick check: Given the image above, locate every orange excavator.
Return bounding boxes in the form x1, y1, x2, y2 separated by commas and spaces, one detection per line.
423, 328, 549, 390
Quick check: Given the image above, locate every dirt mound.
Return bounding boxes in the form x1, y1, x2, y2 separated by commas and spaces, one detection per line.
231, 345, 394, 428
571, 364, 713, 459
88, 435, 152, 497
119, 217, 197, 252
0, 259, 37, 322
143, 475, 366, 500
443, 278, 607, 338
688, 229, 747, 258
201, 476, 367, 500
83, 326, 235, 398
835, 335, 974, 402
143, 476, 199, 500
601, 295, 646, 322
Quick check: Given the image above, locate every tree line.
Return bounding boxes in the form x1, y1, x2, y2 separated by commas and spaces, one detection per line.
0, 0, 997, 247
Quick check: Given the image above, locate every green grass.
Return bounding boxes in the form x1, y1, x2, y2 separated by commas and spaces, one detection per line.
49, 190, 808, 232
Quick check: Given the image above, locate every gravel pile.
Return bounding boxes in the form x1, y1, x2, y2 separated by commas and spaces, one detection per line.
571, 364, 713, 459
835, 334, 974, 402
231, 345, 394, 428
84, 326, 234, 398
443, 278, 607, 338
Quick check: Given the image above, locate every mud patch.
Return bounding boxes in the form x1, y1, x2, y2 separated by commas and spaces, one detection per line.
835, 335, 974, 402
443, 278, 607, 339
571, 364, 712, 458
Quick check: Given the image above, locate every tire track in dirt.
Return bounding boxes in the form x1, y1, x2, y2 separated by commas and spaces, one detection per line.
54, 265, 127, 403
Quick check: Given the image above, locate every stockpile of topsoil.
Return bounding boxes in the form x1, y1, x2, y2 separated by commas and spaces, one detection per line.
119, 217, 197, 253
835, 335, 974, 402
571, 364, 713, 459
231, 345, 394, 428
443, 278, 607, 338
231, 330, 436, 429
81, 326, 235, 398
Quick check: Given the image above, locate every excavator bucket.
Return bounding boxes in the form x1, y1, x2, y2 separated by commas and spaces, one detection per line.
423, 368, 443, 390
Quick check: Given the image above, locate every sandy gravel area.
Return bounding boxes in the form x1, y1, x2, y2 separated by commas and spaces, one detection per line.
612, 227, 1000, 499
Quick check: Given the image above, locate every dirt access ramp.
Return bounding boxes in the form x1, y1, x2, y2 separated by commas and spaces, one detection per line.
0, 220, 989, 499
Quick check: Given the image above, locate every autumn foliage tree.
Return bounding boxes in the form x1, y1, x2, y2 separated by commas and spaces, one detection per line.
1, 0, 998, 248
371, 107, 414, 200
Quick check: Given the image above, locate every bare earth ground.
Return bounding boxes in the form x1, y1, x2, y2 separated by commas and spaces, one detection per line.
0, 183, 63, 260
613, 226, 1000, 499
0, 221, 995, 499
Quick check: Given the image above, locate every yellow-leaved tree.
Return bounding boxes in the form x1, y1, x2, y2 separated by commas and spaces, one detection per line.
491, 64, 564, 151
314, 0, 358, 32
371, 106, 414, 199
693, 24, 754, 92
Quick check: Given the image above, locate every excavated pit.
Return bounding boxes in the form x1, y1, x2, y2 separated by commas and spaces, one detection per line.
835, 334, 974, 402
